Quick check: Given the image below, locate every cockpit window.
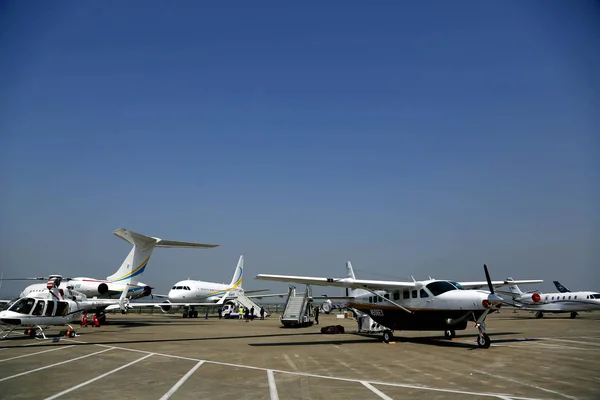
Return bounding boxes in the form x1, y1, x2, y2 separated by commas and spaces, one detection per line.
591, 293, 600, 299
2, 298, 18, 311
449, 281, 465, 290
426, 281, 457, 296
9, 298, 36, 314
172, 286, 176, 290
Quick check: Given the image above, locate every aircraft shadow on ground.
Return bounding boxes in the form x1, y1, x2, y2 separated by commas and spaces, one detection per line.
248, 331, 525, 350
0, 331, 325, 349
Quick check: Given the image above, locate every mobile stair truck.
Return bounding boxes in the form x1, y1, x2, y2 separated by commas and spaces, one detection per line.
280, 285, 314, 327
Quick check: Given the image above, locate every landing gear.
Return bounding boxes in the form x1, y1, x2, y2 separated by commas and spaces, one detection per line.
477, 333, 491, 349
183, 309, 198, 318
474, 309, 492, 349
570, 312, 578, 319
444, 329, 456, 339
383, 330, 394, 344
535, 311, 544, 319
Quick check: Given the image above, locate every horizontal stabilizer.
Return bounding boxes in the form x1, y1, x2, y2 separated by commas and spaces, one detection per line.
459, 279, 543, 289
113, 228, 219, 249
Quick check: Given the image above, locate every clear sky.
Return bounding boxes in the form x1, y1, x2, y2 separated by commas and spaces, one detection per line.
1, 1, 598, 298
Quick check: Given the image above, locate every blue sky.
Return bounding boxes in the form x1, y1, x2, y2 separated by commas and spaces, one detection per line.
1, 1, 598, 298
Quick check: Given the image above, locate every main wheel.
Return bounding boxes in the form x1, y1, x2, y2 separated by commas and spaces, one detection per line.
477, 333, 491, 348
444, 329, 456, 339
570, 312, 578, 319
383, 330, 394, 344
535, 311, 544, 319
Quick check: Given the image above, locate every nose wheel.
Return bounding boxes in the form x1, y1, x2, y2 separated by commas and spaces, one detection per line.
444, 329, 456, 339
474, 310, 492, 349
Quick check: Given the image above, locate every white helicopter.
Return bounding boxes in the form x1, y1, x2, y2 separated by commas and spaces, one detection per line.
256, 263, 543, 348
0, 274, 241, 340
0, 275, 144, 340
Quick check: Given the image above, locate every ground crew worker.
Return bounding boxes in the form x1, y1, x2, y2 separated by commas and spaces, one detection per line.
260, 307, 265, 320
314, 305, 320, 325
92, 314, 100, 327
239, 305, 244, 320
81, 311, 88, 327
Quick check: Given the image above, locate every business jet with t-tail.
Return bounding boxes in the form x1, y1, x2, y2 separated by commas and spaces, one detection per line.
256, 263, 542, 348
2, 228, 219, 323
497, 280, 600, 319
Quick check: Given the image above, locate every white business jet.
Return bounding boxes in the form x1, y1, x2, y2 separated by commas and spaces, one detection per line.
2, 228, 219, 323
497, 280, 600, 319
256, 263, 542, 348
157, 255, 286, 318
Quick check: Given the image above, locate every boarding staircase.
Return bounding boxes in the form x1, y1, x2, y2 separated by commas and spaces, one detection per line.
231, 292, 268, 317
281, 285, 314, 327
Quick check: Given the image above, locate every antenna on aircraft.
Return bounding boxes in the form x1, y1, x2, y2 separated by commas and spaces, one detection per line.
411, 276, 416, 282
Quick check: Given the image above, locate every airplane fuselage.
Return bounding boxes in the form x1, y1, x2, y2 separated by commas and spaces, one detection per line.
20, 278, 151, 300
508, 291, 600, 313
348, 282, 498, 331
168, 280, 239, 303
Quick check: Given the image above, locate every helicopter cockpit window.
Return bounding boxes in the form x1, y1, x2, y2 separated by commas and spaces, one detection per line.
426, 281, 457, 296
2, 298, 18, 311
32, 300, 45, 316
9, 298, 36, 314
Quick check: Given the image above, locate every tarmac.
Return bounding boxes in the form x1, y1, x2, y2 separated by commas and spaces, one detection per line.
0, 310, 598, 400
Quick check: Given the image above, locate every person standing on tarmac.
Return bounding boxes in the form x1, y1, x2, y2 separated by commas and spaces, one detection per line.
238, 305, 244, 321
314, 305, 320, 325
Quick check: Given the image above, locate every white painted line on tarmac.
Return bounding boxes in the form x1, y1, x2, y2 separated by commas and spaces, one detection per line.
475, 370, 578, 400
43, 353, 154, 400
361, 382, 393, 400
62, 339, 545, 400
159, 360, 205, 400
0, 345, 75, 362
543, 338, 600, 347
267, 370, 279, 400
0, 348, 113, 382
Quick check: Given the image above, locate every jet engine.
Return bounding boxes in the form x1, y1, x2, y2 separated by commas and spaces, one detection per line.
141, 286, 152, 298
321, 300, 333, 314
159, 300, 175, 314
519, 292, 542, 304
97, 283, 109, 295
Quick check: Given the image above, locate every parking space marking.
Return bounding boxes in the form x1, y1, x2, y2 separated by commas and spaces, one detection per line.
159, 360, 205, 400
44, 353, 155, 400
0, 348, 113, 383
361, 382, 393, 400
0, 345, 75, 362
267, 370, 279, 400
63, 339, 546, 400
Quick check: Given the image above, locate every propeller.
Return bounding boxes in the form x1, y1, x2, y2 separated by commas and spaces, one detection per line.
484, 264, 494, 294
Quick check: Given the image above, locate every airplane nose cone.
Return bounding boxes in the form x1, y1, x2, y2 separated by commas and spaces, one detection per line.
168, 290, 182, 301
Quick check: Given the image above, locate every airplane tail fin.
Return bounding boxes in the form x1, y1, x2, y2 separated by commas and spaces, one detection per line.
228, 255, 244, 289
345, 261, 367, 298
553, 280, 571, 293
504, 278, 523, 295
107, 228, 219, 284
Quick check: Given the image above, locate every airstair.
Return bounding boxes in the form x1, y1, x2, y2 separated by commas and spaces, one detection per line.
231, 292, 268, 317
281, 285, 314, 327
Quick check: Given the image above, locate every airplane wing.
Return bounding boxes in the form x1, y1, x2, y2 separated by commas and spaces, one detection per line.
243, 289, 270, 294
458, 279, 543, 289
255, 274, 416, 291
246, 293, 288, 299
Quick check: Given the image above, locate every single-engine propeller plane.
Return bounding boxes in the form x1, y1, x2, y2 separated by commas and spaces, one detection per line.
256, 263, 543, 348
